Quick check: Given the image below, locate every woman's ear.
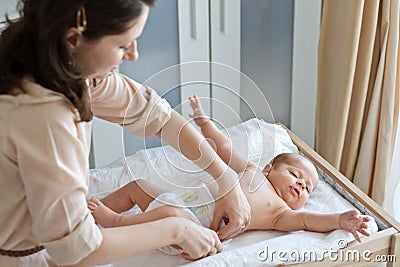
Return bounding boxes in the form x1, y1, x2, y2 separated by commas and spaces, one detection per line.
66, 27, 83, 49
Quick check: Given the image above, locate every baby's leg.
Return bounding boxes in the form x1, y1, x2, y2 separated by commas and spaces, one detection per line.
88, 196, 195, 228
100, 179, 166, 213
88, 197, 120, 228
189, 95, 249, 173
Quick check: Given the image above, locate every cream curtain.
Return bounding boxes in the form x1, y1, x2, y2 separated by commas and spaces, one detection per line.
317, 0, 400, 207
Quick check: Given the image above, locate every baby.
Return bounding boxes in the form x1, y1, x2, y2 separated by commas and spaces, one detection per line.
88, 96, 370, 253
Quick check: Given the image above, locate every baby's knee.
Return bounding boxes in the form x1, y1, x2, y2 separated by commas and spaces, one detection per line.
164, 205, 194, 221
126, 179, 146, 190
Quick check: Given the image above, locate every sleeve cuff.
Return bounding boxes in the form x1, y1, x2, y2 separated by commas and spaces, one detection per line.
43, 213, 103, 265
125, 87, 172, 137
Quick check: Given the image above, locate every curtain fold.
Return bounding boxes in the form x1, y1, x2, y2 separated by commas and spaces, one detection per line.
317, 0, 399, 207
317, 0, 365, 167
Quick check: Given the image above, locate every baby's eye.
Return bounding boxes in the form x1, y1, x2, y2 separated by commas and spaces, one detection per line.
290, 171, 297, 178
306, 186, 311, 193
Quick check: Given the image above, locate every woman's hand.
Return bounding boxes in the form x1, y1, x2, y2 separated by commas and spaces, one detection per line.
210, 183, 251, 240
174, 218, 222, 260
70, 217, 222, 266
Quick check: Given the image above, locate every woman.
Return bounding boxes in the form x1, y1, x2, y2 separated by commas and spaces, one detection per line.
0, 0, 250, 266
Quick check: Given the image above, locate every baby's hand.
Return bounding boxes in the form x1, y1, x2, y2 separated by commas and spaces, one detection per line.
338, 210, 370, 242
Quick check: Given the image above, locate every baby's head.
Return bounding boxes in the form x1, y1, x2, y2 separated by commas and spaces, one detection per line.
262, 153, 319, 210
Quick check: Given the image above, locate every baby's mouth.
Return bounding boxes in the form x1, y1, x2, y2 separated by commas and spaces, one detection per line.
290, 186, 300, 197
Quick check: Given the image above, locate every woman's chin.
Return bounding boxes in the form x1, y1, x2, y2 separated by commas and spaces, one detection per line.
91, 72, 113, 80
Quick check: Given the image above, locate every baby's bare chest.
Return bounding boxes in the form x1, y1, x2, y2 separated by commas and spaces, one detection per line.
246, 182, 284, 211
240, 171, 288, 225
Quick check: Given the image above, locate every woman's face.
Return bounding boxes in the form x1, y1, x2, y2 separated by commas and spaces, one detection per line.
72, 5, 149, 79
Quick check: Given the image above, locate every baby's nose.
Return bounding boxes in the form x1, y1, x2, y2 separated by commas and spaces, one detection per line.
297, 180, 305, 190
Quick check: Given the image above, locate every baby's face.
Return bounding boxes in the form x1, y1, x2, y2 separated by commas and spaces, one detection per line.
262, 154, 319, 209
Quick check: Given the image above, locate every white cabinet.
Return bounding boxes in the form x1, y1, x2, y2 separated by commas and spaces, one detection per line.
291, 0, 321, 148
178, 0, 241, 128
177, 0, 211, 121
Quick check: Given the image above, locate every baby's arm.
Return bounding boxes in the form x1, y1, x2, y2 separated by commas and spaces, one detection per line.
337, 210, 371, 242
271, 208, 370, 242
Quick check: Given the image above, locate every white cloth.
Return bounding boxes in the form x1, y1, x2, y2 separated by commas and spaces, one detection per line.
89, 119, 379, 267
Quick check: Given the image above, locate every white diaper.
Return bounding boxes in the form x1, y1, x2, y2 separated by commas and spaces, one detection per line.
146, 184, 217, 255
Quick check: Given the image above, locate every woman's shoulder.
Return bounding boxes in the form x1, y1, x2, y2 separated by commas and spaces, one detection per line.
1, 76, 72, 105
89, 71, 143, 97
0, 77, 80, 128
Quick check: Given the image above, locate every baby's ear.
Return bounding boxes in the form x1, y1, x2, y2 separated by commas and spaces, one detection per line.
262, 163, 272, 175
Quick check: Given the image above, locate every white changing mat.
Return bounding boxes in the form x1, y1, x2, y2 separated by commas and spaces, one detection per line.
88, 119, 378, 266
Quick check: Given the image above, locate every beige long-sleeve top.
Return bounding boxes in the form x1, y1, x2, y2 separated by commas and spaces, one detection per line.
0, 71, 171, 265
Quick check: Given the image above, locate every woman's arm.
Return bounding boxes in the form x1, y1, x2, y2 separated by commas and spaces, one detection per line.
156, 110, 251, 240
70, 217, 222, 266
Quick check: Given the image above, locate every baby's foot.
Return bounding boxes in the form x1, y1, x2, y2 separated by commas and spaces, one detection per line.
188, 95, 210, 127
87, 197, 121, 228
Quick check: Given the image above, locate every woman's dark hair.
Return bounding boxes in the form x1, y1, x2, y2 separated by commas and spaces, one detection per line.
0, 0, 156, 121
